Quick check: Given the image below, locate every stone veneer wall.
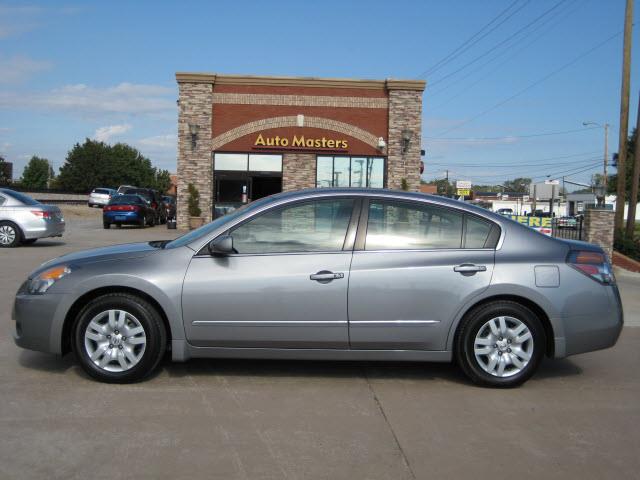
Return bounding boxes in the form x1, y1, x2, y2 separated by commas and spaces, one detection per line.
584, 209, 615, 259
282, 153, 316, 191
386, 90, 423, 192
176, 82, 213, 230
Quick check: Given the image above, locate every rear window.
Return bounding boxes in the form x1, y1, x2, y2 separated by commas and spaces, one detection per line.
93, 188, 111, 195
109, 195, 143, 205
2, 190, 40, 206
465, 215, 494, 248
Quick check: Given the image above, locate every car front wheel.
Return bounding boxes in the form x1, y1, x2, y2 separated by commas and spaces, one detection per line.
455, 301, 544, 388
73, 293, 166, 383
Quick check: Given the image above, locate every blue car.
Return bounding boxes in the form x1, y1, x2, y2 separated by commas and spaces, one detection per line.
103, 194, 156, 229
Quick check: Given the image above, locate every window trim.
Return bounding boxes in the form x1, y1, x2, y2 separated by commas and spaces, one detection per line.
355, 197, 500, 252
196, 196, 361, 257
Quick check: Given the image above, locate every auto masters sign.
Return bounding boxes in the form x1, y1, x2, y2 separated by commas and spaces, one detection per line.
254, 134, 348, 150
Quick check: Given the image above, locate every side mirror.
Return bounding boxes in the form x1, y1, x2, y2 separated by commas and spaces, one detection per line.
208, 235, 234, 256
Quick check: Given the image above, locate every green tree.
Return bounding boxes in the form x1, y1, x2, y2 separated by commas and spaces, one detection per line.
609, 127, 637, 197
425, 178, 454, 195
502, 177, 531, 193
153, 169, 172, 193
0, 155, 9, 185
57, 139, 160, 193
21, 156, 52, 189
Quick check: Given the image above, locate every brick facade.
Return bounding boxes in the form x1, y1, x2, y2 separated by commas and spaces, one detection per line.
176, 73, 425, 229
584, 209, 615, 259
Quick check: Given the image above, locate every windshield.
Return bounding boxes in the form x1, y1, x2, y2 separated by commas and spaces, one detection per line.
165, 200, 269, 249
1, 189, 40, 206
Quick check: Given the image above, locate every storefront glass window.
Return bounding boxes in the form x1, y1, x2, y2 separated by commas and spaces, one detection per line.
333, 157, 351, 188
316, 157, 333, 188
249, 154, 282, 172
214, 153, 248, 171
316, 156, 385, 188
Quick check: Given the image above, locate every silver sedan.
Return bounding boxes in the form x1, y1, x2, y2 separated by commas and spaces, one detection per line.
0, 188, 65, 247
12, 189, 622, 387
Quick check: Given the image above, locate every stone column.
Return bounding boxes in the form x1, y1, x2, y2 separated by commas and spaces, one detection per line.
176, 81, 213, 230
282, 153, 316, 191
584, 209, 615, 259
386, 82, 424, 192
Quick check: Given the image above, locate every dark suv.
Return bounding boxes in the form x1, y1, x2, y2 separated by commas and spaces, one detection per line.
121, 188, 167, 225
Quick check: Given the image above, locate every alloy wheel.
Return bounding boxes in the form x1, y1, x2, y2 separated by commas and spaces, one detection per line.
0, 225, 16, 246
473, 316, 534, 378
83, 309, 147, 372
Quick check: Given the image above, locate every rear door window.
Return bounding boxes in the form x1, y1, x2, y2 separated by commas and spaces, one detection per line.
365, 200, 463, 250
465, 215, 494, 248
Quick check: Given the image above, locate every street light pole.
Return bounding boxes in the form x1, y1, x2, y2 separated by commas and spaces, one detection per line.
583, 121, 610, 206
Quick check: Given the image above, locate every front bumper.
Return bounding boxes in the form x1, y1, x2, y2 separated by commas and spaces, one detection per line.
12, 292, 66, 354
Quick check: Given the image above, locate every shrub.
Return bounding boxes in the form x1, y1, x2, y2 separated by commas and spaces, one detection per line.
187, 183, 201, 217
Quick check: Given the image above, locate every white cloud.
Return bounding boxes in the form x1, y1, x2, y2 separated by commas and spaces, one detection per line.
0, 4, 81, 38
0, 82, 176, 115
93, 124, 132, 142
138, 133, 176, 150
0, 55, 52, 83
1, 141, 11, 151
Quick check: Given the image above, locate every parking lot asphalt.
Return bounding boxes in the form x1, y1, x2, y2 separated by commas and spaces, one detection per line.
1, 210, 639, 479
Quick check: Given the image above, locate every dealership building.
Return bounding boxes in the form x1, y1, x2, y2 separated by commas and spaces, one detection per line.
175, 72, 425, 229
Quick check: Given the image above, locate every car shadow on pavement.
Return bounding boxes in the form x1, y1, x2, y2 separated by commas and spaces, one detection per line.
16, 351, 583, 386
19, 241, 66, 247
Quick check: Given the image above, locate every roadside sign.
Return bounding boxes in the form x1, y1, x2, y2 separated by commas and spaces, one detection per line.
507, 215, 552, 236
523, 195, 530, 202
456, 180, 471, 189
544, 179, 559, 185
457, 188, 470, 196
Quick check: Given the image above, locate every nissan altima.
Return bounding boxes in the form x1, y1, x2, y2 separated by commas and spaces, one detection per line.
12, 189, 623, 387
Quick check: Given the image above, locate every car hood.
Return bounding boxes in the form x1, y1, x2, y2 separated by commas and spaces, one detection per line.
32, 242, 160, 276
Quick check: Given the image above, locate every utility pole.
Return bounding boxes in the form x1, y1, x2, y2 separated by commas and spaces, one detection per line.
625, 92, 640, 237
603, 123, 609, 197
615, 0, 634, 231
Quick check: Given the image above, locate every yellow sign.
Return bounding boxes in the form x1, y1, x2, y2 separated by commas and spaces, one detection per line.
507, 215, 552, 236
254, 134, 348, 150
457, 188, 470, 196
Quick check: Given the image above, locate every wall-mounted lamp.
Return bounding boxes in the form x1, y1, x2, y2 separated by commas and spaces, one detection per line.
401, 129, 414, 155
188, 123, 200, 150
377, 137, 387, 150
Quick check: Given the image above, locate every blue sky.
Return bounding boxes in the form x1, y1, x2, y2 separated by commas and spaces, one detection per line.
0, 0, 638, 191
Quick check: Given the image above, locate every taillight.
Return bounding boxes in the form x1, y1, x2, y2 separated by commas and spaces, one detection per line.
151, 202, 157, 209
567, 250, 614, 284
105, 205, 139, 212
31, 210, 51, 219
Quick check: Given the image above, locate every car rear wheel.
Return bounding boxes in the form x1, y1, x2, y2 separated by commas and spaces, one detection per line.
0, 221, 21, 248
73, 293, 166, 383
455, 301, 544, 388
103, 221, 110, 229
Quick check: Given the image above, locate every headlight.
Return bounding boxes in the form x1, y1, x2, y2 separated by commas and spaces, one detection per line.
27, 265, 72, 294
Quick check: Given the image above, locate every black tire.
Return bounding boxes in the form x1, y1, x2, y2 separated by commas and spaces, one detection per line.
0, 221, 22, 248
72, 293, 167, 383
115, 223, 122, 229
103, 222, 110, 229
147, 215, 155, 227
455, 301, 545, 388
22, 238, 37, 245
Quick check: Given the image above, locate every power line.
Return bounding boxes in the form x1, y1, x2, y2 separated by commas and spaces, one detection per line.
424, 125, 599, 141
425, 150, 600, 167
417, 0, 528, 79
428, 0, 567, 88
434, 29, 624, 136
443, 160, 601, 179
427, 0, 581, 106
428, 156, 601, 169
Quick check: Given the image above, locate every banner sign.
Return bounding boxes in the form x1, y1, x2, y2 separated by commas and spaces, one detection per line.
507, 215, 552, 236
456, 180, 472, 189
457, 188, 470, 196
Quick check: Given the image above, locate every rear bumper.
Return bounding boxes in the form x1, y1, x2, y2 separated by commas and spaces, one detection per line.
23, 220, 65, 240
103, 211, 143, 224
556, 285, 624, 358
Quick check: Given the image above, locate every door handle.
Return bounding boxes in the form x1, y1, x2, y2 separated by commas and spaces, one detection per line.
310, 271, 344, 283
453, 264, 487, 274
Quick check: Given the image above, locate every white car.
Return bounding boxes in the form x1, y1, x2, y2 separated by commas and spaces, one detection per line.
88, 188, 116, 207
